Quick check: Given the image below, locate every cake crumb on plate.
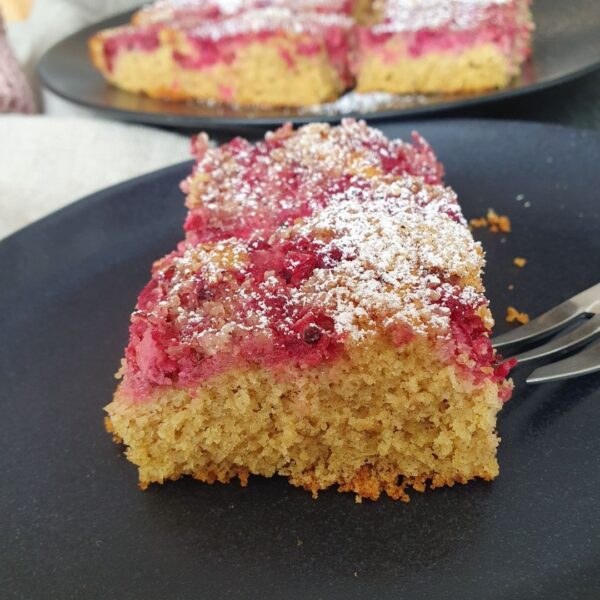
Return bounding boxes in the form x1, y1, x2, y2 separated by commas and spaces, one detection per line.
469, 209, 511, 233
506, 306, 529, 324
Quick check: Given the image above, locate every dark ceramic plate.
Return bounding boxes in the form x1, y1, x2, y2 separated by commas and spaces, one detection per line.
2, 120, 600, 599
38, 0, 600, 130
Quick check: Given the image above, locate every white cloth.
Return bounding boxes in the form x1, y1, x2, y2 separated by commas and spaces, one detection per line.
0, 115, 190, 239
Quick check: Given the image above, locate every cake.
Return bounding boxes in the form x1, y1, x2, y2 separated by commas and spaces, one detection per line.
89, 0, 533, 107
89, 7, 354, 106
355, 0, 534, 94
105, 120, 515, 501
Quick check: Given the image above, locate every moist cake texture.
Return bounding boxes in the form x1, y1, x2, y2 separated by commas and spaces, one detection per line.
89, 0, 533, 106
106, 120, 514, 501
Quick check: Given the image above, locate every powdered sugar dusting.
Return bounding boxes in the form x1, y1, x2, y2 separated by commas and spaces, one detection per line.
291, 179, 483, 339
123, 120, 494, 397
187, 7, 352, 40
304, 91, 429, 115
182, 119, 444, 245
144, 175, 484, 365
372, 0, 512, 32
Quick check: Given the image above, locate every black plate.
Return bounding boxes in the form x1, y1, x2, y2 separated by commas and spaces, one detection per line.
2, 120, 600, 599
38, 1, 600, 130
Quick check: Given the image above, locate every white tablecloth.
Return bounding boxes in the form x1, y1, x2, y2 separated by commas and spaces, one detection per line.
0, 115, 190, 239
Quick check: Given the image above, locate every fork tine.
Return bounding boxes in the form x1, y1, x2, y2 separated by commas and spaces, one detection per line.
512, 313, 600, 363
526, 339, 600, 384
493, 282, 600, 350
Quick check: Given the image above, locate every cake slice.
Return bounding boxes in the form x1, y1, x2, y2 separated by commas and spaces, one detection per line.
89, 7, 354, 106
355, 0, 534, 94
105, 120, 514, 501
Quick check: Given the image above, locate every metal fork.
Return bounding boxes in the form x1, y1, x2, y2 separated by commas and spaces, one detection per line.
492, 282, 600, 384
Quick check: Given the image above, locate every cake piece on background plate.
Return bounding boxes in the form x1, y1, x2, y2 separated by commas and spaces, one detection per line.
89, 7, 354, 106
105, 120, 514, 502
355, 0, 534, 94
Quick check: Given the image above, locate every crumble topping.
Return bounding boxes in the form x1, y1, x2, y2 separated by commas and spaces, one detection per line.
152, 177, 485, 342
182, 120, 443, 245
127, 173, 490, 394
291, 179, 483, 338
124, 120, 506, 397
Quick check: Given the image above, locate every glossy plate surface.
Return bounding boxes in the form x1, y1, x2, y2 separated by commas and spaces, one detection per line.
38, 0, 600, 129
2, 121, 600, 599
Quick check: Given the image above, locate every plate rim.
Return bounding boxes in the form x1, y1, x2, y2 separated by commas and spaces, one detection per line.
37, 8, 600, 129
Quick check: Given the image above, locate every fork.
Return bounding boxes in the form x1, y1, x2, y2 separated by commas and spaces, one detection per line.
492, 282, 600, 384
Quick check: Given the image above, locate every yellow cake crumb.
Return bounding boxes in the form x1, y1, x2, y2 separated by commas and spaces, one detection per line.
513, 257, 527, 267
506, 306, 529, 324
469, 209, 511, 233
487, 209, 511, 233
469, 217, 488, 229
